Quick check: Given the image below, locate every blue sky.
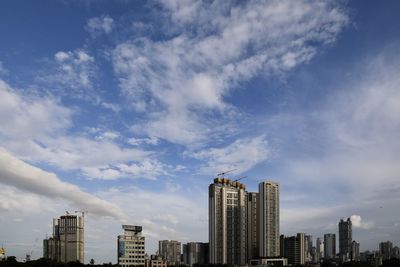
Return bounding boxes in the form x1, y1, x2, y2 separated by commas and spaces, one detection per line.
1, 0, 400, 264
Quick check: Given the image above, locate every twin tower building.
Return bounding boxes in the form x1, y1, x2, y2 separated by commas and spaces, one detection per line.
209, 178, 280, 266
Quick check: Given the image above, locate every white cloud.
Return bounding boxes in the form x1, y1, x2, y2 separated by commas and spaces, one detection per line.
95, 131, 120, 141
350, 215, 374, 230
0, 80, 72, 140
127, 136, 160, 146
37, 49, 96, 97
188, 135, 270, 174
112, 0, 348, 146
0, 147, 125, 220
81, 159, 171, 180
86, 15, 114, 35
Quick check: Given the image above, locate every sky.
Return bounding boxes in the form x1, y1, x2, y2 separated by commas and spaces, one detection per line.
0, 0, 400, 264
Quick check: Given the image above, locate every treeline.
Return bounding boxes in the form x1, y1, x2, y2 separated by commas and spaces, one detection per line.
0, 257, 115, 267
1, 259, 400, 267
322, 258, 400, 267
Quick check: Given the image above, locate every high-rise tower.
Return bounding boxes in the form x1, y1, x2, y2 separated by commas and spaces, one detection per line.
259, 181, 280, 257
324, 233, 336, 260
339, 218, 352, 260
209, 178, 247, 265
43, 213, 84, 263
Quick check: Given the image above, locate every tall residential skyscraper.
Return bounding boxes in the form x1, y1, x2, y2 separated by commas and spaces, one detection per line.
247, 192, 259, 261
158, 240, 182, 266
339, 218, 352, 260
118, 225, 145, 267
259, 181, 280, 257
43, 213, 84, 263
324, 234, 336, 260
209, 178, 247, 265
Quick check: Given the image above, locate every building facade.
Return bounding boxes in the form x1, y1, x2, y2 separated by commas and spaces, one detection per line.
118, 225, 146, 267
149, 255, 167, 267
209, 178, 247, 265
350, 241, 360, 261
280, 233, 305, 265
316, 237, 324, 262
43, 214, 84, 263
247, 192, 259, 261
182, 242, 208, 267
380, 241, 393, 260
339, 218, 352, 261
324, 234, 336, 260
158, 240, 181, 266
259, 181, 280, 257
304, 234, 313, 263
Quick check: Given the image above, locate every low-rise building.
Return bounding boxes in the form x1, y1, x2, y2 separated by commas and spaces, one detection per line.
150, 255, 167, 267
250, 257, 288, 267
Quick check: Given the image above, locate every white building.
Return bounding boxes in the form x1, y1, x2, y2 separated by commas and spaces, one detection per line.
118, 225, 146, 267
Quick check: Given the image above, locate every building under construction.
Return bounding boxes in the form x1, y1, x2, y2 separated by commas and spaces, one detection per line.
43, 213, 84, 263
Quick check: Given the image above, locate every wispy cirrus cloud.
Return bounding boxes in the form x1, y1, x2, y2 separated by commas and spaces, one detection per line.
112, 0, 349, 146
187, 135, 270, 175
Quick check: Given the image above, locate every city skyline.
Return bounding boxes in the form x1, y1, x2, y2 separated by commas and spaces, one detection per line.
1, 0, 400, 264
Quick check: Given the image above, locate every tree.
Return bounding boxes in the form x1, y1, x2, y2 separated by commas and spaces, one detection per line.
90, 259, 95, 265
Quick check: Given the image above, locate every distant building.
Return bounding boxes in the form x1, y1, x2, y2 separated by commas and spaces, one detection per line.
43, 213, 84, 263
118, 225, 145, 267
350, 241, 360, 261
209, 178, 247, 265
182, 242, 208, 267
247, 192, 259, 261
280, 233, 305, 265
339, 218, 352, 261
362, 251, 382, 267
380, 241, 393, 260
158, 240, 181, 266
259, 181, 280, 257
150, 255, 167, 267
304, 234, 313, 263
250, 257, 288, 267
324, 234, 336, 260
392, 246, 400, 259
316, 237, 324, 261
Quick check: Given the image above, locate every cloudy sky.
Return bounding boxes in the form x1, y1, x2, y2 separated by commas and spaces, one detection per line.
1, 0, 400, 263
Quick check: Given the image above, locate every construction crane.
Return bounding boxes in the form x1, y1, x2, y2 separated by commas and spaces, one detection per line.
233, 176, 247, 182
216, 169, 237, 178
